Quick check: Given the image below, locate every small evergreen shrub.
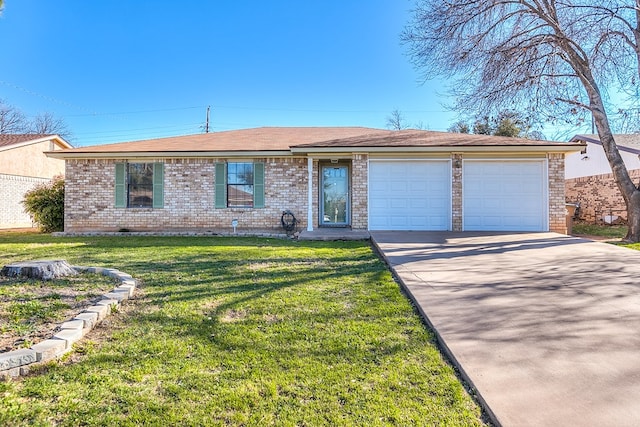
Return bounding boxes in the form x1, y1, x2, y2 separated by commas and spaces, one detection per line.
22, 175, 65, 232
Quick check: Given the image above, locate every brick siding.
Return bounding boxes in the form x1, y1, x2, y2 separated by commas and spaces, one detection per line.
548, 153, 567, 233
565, 169, 640, 223
65, 158, 309, 233
451, 154, 463, 231
0, 174, 48, 228
351, 154, 368, 230
65, 154, 568, 233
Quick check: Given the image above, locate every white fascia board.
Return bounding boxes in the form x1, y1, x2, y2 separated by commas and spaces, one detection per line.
45, 150, 294, 160
292, 145, 584, 155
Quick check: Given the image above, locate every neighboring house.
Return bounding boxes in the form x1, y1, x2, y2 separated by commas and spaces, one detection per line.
46, 127, 582, 234
565, 134, 640, 223
0, 134, 72, 228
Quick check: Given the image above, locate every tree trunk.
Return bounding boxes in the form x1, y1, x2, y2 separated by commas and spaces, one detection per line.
0, 260, 77, 281
573, 61, 640, 242
592, 111, 640, 242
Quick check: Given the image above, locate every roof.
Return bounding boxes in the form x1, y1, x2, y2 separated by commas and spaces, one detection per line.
294, 129, 574, 148
571, 134, 640, 154
0, 134, 73, 150
52, 127, 388, 155
46, 127, 582, 159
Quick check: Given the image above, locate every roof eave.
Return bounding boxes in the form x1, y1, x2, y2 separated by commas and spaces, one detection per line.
45, 150, 295, 160
1, 134, 73, 152
290, 144, 585, 154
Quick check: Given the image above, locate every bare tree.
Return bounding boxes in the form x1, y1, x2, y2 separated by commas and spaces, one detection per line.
0, 99, 72, 140
386, 109, 410, 130
448, 120, 470, 134
0, 99, 27, 133
402, 1, 640, 242
28, 112, 72, 139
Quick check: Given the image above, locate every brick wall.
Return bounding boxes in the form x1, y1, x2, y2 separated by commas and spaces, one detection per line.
351, 154, 368, 230
451, 154, 463, 231
565, 169, 640, 223
0, 174, 48, 228
65, 158, 309, 233
548, 153, 567, 234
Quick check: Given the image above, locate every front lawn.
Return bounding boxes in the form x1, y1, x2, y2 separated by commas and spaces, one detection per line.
572, 222, 628, 239
0, 273, 117, 351
0, 233, 486, 426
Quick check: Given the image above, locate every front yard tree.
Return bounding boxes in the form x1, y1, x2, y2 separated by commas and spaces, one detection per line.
402, 0, 640, 242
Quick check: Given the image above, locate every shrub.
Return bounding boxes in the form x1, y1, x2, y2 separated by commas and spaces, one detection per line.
22, 175, 65, 232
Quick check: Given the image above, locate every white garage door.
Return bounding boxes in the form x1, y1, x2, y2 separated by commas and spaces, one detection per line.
369, 160, 450, 230
463, 160, 547, 231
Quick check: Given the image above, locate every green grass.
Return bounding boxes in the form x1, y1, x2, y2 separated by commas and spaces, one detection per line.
572, 222, 628, 239
0, 274, 117, 350
0, 233, 486, 426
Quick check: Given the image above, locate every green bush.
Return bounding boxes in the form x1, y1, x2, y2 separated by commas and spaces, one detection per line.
22, 175, 65, 233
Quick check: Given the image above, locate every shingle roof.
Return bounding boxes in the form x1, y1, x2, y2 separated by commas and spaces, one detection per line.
294, 129, 569, 148
49, 127, 582, 159
63, 127, 389, 153
0, 134, 54, 148
571, 134, 640, 153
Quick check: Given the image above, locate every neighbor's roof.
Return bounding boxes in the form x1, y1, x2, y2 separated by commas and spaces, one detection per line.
47, 127, 582, 159
571, 134, 640, 154
0, 134, 72, 151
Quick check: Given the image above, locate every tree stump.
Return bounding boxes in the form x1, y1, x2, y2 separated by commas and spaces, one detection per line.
1, 260, 77, 281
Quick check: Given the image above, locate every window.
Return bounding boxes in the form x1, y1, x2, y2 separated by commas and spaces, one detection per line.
227, 162, 254, 207
128, 163, 154, 207
115, 163, 164, 208
215, 162, 264, 208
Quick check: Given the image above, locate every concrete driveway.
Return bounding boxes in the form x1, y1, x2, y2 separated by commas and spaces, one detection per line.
371, 231, 640, 427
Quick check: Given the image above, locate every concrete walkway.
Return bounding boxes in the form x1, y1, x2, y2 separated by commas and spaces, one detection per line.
371, 231, 640, 427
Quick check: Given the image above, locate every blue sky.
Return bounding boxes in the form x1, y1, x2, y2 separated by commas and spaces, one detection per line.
0, 1, 583, 147
0, 1, 459, 146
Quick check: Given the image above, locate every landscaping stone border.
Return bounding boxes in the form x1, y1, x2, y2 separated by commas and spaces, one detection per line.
0, 265, 137, 380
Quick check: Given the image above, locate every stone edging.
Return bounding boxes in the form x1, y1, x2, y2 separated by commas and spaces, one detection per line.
0, 266, 137, 379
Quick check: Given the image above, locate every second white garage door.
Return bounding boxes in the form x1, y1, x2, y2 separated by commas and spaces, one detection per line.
463, 160, 547, 231
369, 160, 450, 230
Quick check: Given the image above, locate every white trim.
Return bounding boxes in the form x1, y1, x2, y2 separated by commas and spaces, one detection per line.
307, 157, 313, 232
46, 150, 294, 160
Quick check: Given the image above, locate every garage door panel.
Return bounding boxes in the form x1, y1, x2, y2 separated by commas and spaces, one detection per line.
464, 161, 546, 231
369, 161, 450, 231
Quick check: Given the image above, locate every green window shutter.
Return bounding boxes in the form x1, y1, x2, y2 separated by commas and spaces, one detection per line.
114, 163, 126, 208
253, 162, 265, 208
152, 163, 164, 208
215, 162, 227, 208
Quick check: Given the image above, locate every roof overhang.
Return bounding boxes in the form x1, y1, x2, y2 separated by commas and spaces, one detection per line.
571, 134, 640, 155
291, 144, 584, 155
3, 134, 73, 152
45, 150, 295, 160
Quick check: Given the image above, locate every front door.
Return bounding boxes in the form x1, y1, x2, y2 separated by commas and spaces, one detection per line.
320, 164, 350, 226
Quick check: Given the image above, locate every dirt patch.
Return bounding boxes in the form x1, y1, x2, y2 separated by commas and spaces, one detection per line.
0, 274, 118, 352
220, 308, 248, 323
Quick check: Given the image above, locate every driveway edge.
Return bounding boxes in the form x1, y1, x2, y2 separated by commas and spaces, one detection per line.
370, 237, 500, 427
